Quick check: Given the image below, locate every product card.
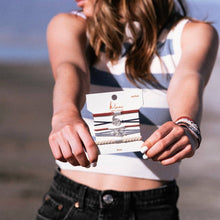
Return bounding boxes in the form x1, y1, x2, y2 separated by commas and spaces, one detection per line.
86, 90, 144, 154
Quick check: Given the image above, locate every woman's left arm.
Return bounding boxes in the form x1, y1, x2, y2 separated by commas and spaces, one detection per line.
142, 22, 219, 165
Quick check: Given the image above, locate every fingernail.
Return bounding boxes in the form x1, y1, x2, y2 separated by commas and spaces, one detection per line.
91, 162, 97, 167
140, 146, 148, 154
142, 154, 148, 160
86, 164, 91, 168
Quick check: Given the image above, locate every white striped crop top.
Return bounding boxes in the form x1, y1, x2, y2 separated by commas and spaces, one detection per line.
56, 11, 189, 181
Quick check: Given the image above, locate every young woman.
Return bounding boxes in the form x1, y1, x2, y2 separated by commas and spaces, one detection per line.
37, 0, 218, 219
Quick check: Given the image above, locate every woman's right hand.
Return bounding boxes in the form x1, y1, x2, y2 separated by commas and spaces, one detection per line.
46, 13, 99, 167
48, 110, 99, 167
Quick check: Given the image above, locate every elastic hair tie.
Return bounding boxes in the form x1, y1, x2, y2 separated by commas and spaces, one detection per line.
95, 136, 142, 145
93, 109, 142, 145
175, 116, 201, 149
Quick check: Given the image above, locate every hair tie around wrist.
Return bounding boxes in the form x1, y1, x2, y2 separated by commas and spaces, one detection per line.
175, 116, 201, 149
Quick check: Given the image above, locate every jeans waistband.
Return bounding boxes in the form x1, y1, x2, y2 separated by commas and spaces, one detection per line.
52, 168, 179, 211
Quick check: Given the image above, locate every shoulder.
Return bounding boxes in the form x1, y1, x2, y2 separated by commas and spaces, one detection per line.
182, 21, 219, 53
46, 13, 88, 77
177, 21, 219, 85
47, 12, 87, 40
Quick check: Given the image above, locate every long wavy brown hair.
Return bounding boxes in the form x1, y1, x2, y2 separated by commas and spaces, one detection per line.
87, 0, 188, 86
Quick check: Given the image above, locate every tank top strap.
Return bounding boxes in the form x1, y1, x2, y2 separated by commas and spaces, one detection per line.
170, 19, 190, 56
70, 10, 86, 20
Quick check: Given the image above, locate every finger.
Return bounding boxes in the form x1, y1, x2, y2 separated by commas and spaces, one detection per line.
160, 144, 193, 166
56, 131, 80, 166
155, 135, 190, 161
66, 156, 78, 166
147, 125, 185, 158
49, 134, 66, 162
63, 125, 90, 167
153, 143, 185, 162
143, 121, 174, 150
77, 124, 99, 163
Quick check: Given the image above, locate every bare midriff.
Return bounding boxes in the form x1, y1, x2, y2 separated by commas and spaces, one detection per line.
60, 169, 168, 191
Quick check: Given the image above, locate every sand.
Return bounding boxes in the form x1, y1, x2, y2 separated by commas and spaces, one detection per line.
0, 53, 220, 219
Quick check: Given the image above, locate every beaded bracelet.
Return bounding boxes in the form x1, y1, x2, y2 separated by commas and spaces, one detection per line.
175, 116, 202, 149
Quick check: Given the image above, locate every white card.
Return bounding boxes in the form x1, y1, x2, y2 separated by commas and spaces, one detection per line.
86, 90, 144, 154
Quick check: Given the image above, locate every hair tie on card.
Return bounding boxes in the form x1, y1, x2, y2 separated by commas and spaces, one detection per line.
95, 136, 142, 145
93, 110, 142, 141
86, 90, 144, 154
93, 109, 139, 117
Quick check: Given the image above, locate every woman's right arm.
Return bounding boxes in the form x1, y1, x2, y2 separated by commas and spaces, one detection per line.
47, 13, 99, 167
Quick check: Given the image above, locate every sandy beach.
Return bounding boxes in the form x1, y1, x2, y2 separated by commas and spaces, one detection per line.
0, 51, 220, 219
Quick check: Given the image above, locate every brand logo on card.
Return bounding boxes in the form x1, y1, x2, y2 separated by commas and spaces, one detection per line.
109, 101, 123, 111
131, 95, 139, 98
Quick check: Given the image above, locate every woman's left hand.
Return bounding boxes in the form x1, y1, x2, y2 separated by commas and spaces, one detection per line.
141, 121, 198, 166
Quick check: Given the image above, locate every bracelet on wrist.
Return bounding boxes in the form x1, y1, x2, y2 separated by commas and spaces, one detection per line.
175, 116, 201, 149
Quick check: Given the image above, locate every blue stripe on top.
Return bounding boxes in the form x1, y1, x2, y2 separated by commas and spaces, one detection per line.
90, 67, 121, 88
139, 108, 171, 125
90, 67, 172, 89
100, 39, 174, 58
157, 39, 174, 56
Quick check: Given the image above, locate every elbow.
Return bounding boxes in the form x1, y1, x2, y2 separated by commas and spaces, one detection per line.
55, 62, 90, 92
55, 62, 73, 78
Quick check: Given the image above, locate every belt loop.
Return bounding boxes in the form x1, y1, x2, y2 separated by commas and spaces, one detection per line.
124, 192, 131, 212
99, 191, 104, 209
78, 186, 87, 211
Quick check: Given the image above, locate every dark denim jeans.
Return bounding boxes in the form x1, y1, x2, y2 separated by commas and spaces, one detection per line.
37, 169, 179, 220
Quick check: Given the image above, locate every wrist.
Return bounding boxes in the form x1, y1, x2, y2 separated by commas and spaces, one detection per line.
52, 106, 82, 126
53, 103, 81, 116
175, 116, 202, 149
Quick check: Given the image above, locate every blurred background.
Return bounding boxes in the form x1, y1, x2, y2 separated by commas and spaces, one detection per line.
0, 0, 219, 219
